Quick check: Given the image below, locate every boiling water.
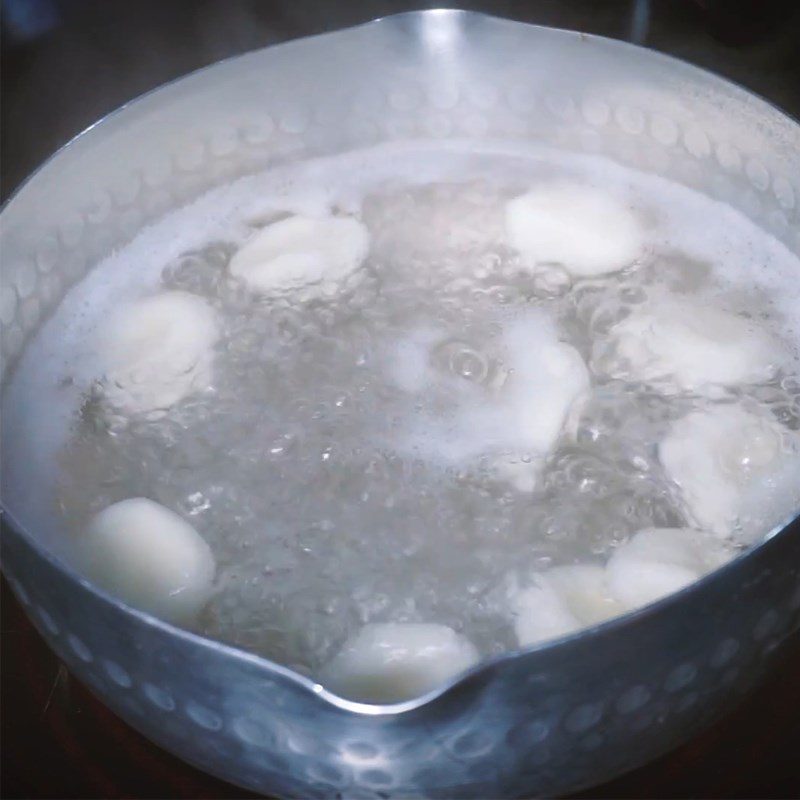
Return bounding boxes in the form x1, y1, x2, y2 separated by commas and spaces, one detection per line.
4, 141, 800, 675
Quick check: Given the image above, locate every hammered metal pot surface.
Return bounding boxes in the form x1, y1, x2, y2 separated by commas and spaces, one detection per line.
2, 10, 800, 798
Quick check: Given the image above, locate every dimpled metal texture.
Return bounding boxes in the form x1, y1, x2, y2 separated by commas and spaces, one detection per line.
1, 11, 799, 799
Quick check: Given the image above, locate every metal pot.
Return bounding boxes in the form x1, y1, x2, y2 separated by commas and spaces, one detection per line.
2, 10, 799, 798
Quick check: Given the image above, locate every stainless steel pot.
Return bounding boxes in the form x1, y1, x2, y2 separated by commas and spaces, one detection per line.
2, 10, 799, 798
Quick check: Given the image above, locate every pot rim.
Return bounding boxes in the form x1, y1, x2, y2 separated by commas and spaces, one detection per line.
2, 7, 799, 717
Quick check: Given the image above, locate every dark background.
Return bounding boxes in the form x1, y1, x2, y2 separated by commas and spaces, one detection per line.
2, 1, 800, 797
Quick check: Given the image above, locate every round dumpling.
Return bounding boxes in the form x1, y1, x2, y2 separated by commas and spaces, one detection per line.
511, 340, 591, 457
82, 498, 216, 624
505, 183, 643, 277
510, 565, 623, 647
462, 335, 589, 473
659, 405, 800, 539
447, 320, 589, 477
383, 315, 589, 492
594, 298, 779, 393
98, 290, 219, 417
488, 321, 590, 490
606, 527, 735, 609
229, 214, 369, 295
320, 622, 480, 703
508, 530, 736, 646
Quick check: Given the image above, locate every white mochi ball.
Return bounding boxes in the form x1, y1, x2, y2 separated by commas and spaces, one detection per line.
659, 404, 799, 539
229, 214, 370, 296
320, 622, 480, 703
98, 290, 219, 417
505, 183, 643, 277
465, 318, 590, 488
510, 565, 623, 647
596, 298, 779, 393
83, 498, 216, 624
606, 527, 735, 609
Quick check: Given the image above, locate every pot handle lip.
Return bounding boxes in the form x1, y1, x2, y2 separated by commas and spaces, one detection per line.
5, 500, 798, 717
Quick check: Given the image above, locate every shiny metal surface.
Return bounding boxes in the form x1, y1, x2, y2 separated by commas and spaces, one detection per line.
1, 10, 799, 798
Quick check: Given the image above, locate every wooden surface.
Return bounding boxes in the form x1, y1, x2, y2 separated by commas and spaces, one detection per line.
2, 576, 799, 798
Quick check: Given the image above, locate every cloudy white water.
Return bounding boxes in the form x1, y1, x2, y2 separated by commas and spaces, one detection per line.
3, 140, 799, 699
